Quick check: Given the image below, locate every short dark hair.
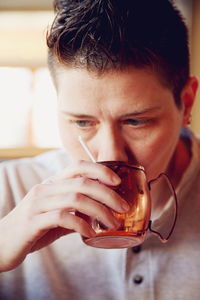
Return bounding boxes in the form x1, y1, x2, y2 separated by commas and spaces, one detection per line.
47, 0, 190, 107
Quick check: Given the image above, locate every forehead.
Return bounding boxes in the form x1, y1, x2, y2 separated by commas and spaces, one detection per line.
56, 66, 168, 93
55, 66, 175, 118
57, 66, 171, 96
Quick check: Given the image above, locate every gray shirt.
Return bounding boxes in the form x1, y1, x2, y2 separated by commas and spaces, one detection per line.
0, 129, 200, 300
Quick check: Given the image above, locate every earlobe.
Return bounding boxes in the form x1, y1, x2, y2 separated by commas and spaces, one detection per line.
181, 76, 198, 126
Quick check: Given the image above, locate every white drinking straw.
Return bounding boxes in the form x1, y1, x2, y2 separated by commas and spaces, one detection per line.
78, 136, 96, 163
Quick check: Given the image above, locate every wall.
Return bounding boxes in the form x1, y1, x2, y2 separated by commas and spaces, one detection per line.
191, 0, 200, 135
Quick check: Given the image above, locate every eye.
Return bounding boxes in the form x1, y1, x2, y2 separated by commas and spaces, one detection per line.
123, 118, 149, 126
74, 120, 94, 128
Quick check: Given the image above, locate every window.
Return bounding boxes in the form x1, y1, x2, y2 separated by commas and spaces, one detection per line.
0, 9, 61, 157
0, 67, 61, 148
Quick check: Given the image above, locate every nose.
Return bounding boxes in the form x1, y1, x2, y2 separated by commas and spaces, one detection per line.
94, 126, 129, 162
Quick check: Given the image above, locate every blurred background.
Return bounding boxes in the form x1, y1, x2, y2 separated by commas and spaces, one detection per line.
0, 0, 199, 158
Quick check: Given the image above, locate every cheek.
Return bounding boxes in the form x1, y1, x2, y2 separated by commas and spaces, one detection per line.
62, 136, 86, 160
58, 118, 78, 156
130, 124, 181, 179
58, 118, 91, 160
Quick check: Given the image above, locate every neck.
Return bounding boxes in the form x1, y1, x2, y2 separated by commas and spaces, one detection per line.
167, 136, 192, 188
151, 135, 192, 220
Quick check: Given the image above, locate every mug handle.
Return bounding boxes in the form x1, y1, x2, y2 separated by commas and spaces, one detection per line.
147, 173, 178, 243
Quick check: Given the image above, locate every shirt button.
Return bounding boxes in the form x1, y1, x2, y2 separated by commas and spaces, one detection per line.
133, 275, 143, 284
132, 245, 142, 253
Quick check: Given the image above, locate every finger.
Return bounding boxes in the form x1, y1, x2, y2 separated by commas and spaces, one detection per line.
30, 177, 129, 213
34, 193, 120, 229
30, 210, 96, 239
50, 160, 121, 186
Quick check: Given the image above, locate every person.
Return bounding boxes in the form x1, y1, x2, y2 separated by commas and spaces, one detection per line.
0, 0, 200, 299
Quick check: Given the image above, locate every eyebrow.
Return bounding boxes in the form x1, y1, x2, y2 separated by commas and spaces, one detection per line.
62, 112, 96, 118
120, 106, 162, 118
61, 106, 162, 119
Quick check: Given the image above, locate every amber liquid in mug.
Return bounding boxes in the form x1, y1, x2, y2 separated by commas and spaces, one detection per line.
82, 161, 151, 249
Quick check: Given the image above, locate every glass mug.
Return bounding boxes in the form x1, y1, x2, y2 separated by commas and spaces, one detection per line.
78, 161, 178, 249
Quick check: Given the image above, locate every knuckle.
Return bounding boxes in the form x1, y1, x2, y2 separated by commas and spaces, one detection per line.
78, 159, 85, 166
74, 159, 85, 169
101, 203, 111, 217
69, 192, 83, 207
106, 189, 121, 208
109, 187, 121, 201
54, 209, 66, 222
76, 216, 86, 229
57, 209, 65, 220
73, 192, 83, 205
43, 176, 56, 184
100, 164, 112, 176
24, 198, 39, 217
29, 184, 45, 197
76, 176, 90, 187
108, 187, 117, 198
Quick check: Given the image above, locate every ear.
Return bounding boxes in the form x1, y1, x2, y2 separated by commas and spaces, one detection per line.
180, 76, 198, 126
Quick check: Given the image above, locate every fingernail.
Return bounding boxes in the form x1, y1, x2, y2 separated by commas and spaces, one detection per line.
109, 218, 121, 229
87, 229, 96, 238
120, 201, 130, 212
111, 175, 121, 185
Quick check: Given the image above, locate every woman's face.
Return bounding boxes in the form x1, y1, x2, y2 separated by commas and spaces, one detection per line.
56, 67, 191, 181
